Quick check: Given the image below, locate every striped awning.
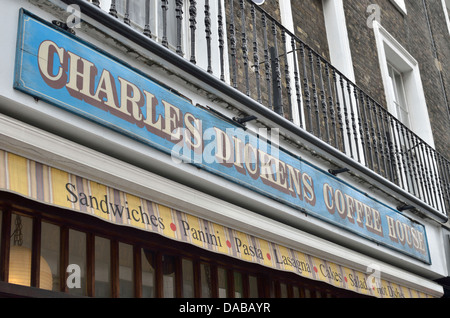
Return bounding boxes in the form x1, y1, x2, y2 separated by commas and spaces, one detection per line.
0, 149, 439, 298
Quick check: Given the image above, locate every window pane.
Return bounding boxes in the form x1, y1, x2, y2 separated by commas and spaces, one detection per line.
141, 249, 155, 298
388, 64, 410, 127
249, 275, 258, 298
218, 267, 228, 298
40, 222, 60, 291
280, 283, 288, 298
234, 271, 243, 298
182, 258, 194, 298
304, 287, 311, 298
163, 255, 176, 298
68, 229, 87, 296
293, 286, 300, 298
8, 214, 33, 287
95, 236, 111, 297
269, 280, 275, 297
119, 242, 134, 297
200, 263, 211, 298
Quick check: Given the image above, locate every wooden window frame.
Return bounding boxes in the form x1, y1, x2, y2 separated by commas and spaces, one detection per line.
0, 192, 368, 298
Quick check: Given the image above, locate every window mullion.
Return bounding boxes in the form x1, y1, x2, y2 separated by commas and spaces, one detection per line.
30, 216, 41, 288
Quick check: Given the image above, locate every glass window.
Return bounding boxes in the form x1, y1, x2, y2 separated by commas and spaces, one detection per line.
68, 229, 87, 296
141, 249, 155, 298
390, 0, 407, 14
182, 258, 194, 298
40, 222, 60, 291
95, 236, 111, 297
269, 280, 275, 298
119, 242, 134, 297
234, 271, 243, 298
8, 214, 33, 287
249, 275, 258, 298
304, 287, 311, 298
218, 267, 228, 298
293, 286, 300, 298
200, 263, 212, 298
280, 282, 288, 298
162, 255, 176, 298
0, 210, 2, 267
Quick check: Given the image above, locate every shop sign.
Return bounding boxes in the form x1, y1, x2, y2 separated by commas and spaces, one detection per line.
13, 9, 430, 263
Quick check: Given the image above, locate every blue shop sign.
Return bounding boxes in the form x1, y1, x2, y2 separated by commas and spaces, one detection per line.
14, 9, 430, 263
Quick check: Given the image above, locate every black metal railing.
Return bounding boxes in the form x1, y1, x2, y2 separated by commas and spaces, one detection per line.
82, 0, 449, 217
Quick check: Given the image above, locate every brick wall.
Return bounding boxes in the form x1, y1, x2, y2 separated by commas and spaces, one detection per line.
291, 0, 330, 60
343, 0, 450, 159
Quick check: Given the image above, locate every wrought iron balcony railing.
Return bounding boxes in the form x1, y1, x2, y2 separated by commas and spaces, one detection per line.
65, 0, 449, 220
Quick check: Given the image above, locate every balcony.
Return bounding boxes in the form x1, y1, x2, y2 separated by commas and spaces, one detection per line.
60, 0, 449, 221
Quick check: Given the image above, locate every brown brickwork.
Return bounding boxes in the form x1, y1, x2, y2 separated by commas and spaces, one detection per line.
291, 0, 330, 60
343, 0, 450, 159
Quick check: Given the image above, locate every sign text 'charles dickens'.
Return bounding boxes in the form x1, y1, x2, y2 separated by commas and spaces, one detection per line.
14, 9, 430, 263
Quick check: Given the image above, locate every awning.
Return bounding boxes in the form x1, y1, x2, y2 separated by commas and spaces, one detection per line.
0, 149, 439, 298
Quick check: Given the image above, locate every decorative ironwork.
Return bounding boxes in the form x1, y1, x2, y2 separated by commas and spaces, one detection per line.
73, 0, 450, 217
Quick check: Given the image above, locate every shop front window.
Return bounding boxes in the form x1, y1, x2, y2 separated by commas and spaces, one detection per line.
119, 242, 134, 297
8, 214, 34, 288
162, 254, 176, 298
182, 258, 194, 298
218, 267, 228, 298
249, 275, 258, 298
0, 203, 367, 298
40, 222, 60, 291
141, 248, 155, 297
234, 271, 243, 298
95, 236, 111, 297
68, 229, 87, 296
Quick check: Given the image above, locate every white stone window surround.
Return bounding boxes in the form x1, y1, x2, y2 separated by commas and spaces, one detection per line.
97, 0, 230, 84
443, 0, 450, 35
372, 21, 435, 148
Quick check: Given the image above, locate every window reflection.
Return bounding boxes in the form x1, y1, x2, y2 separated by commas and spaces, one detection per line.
249, 275, 258, 298
95, 236, 111, 297
182, 258, 194, 298
163, 255, 176, 298
8, 214, 33, 288
234, 271, 243, 298
68, 229, 87, 296
141, 249, 155, 298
